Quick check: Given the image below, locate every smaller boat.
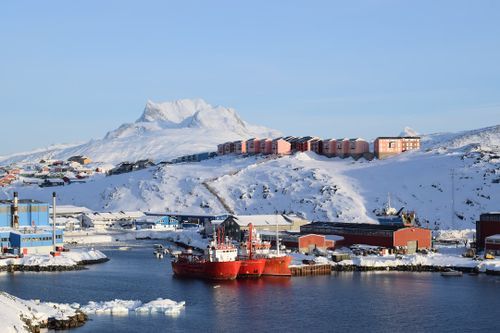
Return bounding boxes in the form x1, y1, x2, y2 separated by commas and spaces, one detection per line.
441, 268, 463, 277
237, 224, 266, 278
118, 246, 131, 251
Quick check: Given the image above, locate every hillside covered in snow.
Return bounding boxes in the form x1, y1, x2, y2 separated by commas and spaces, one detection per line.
0, 99, 280, 165
4, 124, 499, 230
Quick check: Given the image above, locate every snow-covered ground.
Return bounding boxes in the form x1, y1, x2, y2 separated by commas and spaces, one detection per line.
0, 249, 107, 268
0, 291, 80, 333
0, 292, 185, 333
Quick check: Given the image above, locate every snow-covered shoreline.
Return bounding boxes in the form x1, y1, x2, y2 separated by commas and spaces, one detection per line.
290, 247, 500, 275
0, 292, 185, 333
0, 249, 108, 272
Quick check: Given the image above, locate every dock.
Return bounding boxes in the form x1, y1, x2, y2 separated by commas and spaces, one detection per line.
290, 264, 332, 276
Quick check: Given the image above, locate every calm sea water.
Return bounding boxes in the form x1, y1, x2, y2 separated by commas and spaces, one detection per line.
1, 241, 499, 333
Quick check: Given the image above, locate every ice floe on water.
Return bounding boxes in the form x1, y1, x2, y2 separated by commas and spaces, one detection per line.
81, 298, 186, 316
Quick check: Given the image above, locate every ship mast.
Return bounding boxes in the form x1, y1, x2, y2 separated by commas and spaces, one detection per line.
248, 223, 253, 259
275, 211, 280, 256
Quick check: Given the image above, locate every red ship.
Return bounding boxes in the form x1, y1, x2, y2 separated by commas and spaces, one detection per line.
262, 255, 292, 277
171, 229, 241, 280
237, 224, 266, 278
242, 223, 292, 277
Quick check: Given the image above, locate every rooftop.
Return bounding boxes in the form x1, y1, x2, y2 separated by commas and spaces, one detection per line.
303, 221, 416, 232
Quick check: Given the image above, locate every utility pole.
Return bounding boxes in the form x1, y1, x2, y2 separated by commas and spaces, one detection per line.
451, 169, 455, 227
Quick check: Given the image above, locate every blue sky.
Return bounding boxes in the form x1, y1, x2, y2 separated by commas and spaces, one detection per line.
1, 1, 499, 155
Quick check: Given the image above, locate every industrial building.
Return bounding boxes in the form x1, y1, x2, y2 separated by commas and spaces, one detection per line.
218, 214, 309, 242
0, 193, 63, 255
476, 212, 500, 251
81, 211, 145, 230
300, 222, 431, 253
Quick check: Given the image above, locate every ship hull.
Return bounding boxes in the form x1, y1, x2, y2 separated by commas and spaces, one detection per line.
262, 256, 292, 277
172, 260, 242, 280
237, 258, 267, 278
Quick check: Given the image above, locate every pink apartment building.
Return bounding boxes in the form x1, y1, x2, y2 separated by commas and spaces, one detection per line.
349, 138, 369, 156
245, 138, 261, 154
296, 136, 320, 152
223, 142, 235, 154
401, 137, 421, 152
259, 138, 272, 154
272, 138, 292, 155
217, 143, 225, 155
336, 138, 350, 157
374, 136, 420, 159
234, 140, 247, 154
322, 139, 337, 157
310, 139, 323, 155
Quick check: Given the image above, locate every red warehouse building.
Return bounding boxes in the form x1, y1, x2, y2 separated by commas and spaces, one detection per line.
300, 222, 431, 252
485, 235, 500, 255
476, 212, 500, 251
298, 234, 342, 253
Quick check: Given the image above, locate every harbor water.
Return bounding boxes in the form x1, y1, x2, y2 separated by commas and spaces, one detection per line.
0, 241, 499, 333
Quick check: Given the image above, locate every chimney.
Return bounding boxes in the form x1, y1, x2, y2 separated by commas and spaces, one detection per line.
12, 192, 19, 229
52, 192, 57, 251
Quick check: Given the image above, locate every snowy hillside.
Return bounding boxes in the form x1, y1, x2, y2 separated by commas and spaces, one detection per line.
421, 125, 500, 151
5, 125, 499, 230
0, 99, 280, 165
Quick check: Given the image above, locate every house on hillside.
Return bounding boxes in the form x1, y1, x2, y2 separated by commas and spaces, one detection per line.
68, 155, 92, 165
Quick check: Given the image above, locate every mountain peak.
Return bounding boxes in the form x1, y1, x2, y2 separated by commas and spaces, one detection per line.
138, 98, 211, 124
399, 126, 419, 137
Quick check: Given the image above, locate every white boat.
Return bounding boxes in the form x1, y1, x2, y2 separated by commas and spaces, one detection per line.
441, 269, 463, 277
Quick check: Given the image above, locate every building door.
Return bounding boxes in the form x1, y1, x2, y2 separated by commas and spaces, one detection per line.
407, 240, 417, 254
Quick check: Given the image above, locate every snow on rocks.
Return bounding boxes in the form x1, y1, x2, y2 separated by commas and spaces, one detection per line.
0, 292, 83, 333
0, 292, 185, 333
0, 249, 107, 271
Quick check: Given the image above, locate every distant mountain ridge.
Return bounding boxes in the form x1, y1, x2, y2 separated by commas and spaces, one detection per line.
0, 99, 281, 165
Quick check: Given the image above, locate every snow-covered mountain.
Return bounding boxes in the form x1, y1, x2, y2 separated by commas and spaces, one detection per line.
5, 125, 499, 230
0, 99, 281, 165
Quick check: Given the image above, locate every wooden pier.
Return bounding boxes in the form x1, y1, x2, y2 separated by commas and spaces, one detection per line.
290, 264, 332, 276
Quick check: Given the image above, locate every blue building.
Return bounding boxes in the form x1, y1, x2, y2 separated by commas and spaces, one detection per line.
0, 195, 63, 255
0, 199, 49, 228
133, 215, 179, 230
